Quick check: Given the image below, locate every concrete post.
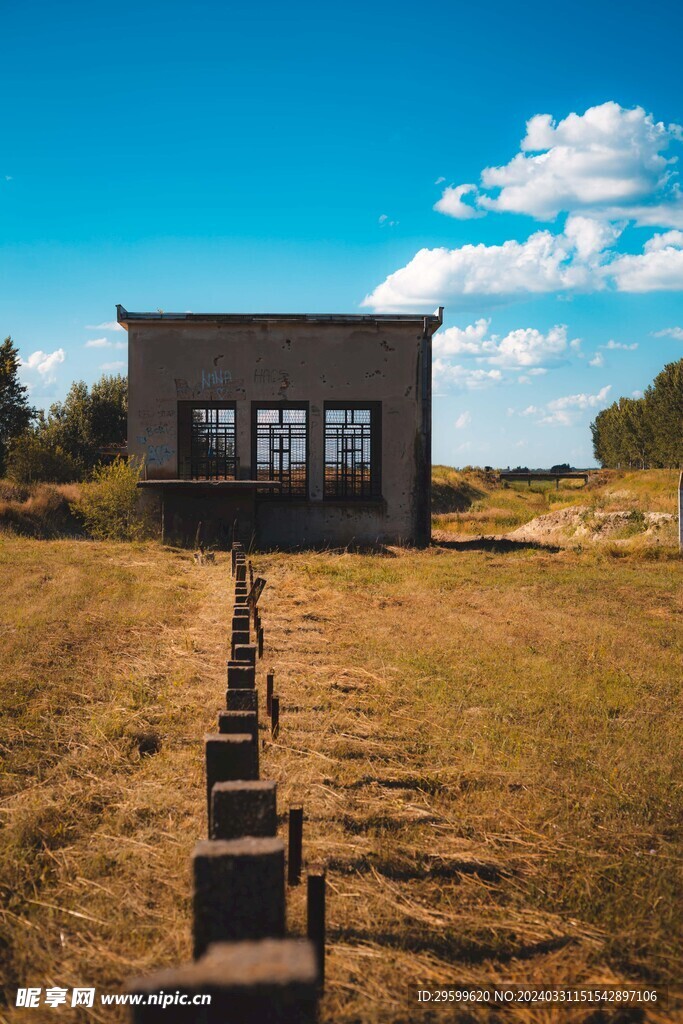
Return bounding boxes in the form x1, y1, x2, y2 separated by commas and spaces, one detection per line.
211, 780, 277, 840
227, 662, 256, 688
234, 644, 257, 667
127, 939, 319, 1023
192, 838, 285, 957
218, 710, 258, 741
226, 688, 258, 712
205, 734, 259, 827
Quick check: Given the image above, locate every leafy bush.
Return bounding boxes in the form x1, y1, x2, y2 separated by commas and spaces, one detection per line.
6, 430, 81, 483
71, 457, 147, 541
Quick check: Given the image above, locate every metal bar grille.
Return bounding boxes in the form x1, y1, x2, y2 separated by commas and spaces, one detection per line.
185, 406, 236, 479
255, 407, 307, 497
324, 407, 376, 499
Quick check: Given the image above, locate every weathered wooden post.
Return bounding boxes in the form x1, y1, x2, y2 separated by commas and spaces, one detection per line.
287, 806, 303, 886
307, 866, 326, 989
271, 695, 280, 739
266, 672, 274, 717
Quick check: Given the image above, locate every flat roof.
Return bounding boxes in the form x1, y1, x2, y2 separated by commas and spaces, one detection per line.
116, 304, 443, 336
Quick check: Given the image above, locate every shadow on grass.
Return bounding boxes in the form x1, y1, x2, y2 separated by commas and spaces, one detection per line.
433, 536, 562, 554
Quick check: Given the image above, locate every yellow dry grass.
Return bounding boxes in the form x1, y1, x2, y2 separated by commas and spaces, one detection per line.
0, 533, 681, 1022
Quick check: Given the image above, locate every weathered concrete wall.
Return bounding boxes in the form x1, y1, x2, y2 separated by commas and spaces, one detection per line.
127, 317, 432, 546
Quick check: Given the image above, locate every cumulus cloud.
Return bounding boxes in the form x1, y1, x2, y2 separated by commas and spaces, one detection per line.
363, 217, 683, 309
433, 320, 575, 377
363, 226, 601, 309
86, 320, 125, 332
20, 348, 65, 384
454, 411, 471, 429
85, 336, 127, 349
652, 325, 683, 340
539, 385, 612, 425
433, 184, 484, 220
610, 231, 683, 291
436, 101, 683, 226
510, 385, 612, 426
589, 352, 605, 367
433, 360, 502, 391
100, 360, 126, 372
602, 340, 638, 350
364, 102, 683, 310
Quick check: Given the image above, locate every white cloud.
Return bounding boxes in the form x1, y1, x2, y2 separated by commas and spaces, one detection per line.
86, 320, 125, 332
433, 360, 502, 391
602, 339, 638, 350
433, 318, 491, 355
547, 385, 612, 410
435, 176, 445, 185
433, 183, 484, 220
454, 411, 471, 429
100, 360, 126, 371
610, 232, 683, 291
652, 325, 683, 340
85, 336, 127, 349
435, 102, 683, 226
434, 320, 573, 369
511, 385, 612, 426
589, 352, 605, 367
363, 228, 599, 309
20, 348, 66, 384
364, 217, 683, 309
632, 389, 644, 398
488, 325, 571, 367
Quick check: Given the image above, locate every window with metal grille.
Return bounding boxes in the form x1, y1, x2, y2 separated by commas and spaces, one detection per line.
324, 404, 381, 499
253, 404, 308, 498
177, 403, 236, 479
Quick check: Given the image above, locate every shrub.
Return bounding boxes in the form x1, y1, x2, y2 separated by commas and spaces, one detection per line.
71, 457, 147, 541
6, 430, 82, 483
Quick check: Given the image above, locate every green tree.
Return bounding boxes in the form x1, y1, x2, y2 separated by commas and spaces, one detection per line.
591, 358, 682, 468
0, 337, 34, 474
46, 373, 127, 470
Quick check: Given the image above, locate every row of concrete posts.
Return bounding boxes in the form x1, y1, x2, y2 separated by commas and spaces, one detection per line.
126, 543, 324, 1022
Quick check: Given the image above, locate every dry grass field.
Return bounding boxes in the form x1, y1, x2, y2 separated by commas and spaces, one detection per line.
0, 479, 681, 1022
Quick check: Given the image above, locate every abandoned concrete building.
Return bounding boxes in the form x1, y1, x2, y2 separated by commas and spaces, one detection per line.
120, 305, 442, 548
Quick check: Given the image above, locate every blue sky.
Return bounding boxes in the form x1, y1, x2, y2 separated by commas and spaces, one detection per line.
2, 0, 682, 468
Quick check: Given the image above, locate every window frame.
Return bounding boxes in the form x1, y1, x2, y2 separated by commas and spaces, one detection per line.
177, 400, 237, 480
251, 401, 310, 500
323, 401, 382, 501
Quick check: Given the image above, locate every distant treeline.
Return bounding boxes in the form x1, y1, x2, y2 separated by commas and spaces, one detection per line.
590, 359, 682, 469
